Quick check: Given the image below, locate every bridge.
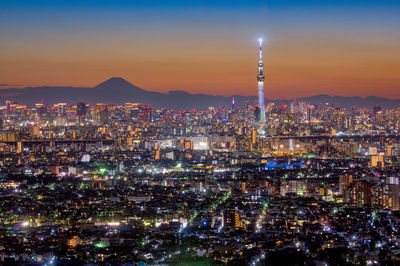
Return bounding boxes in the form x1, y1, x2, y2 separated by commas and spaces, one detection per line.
268, 134, 400, 141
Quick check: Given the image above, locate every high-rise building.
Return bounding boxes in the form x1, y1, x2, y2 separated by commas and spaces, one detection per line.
223, 210, 244, 229
94, 104, 109, 126
5, 100, 11, 111
125, 103, 141, 119
280, 179, 306, 196
370, 155, 384, 168
77, 102, 88, 124
372, 183, 398, 210
257, 39, 266, 124
140, 104, 152, 122
386, 177, 400, 210
386, 145, 393, 156
251, 128, 258, 151
345, 178, 399, 210
347, 180, 372, 206
56, 103, 67, 117
17, 141, 22, 154
339, 175, 353, 195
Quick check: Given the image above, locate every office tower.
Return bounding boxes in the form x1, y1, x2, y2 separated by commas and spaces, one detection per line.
77, 102, 87, 124
77, 102, 87, 117
125, 103, 141, 119
140, 104, 152, 122
93, 104, 109, 126
257, 39, 266, 124
35, 103, 47, 115
98, 109, 109, 126
56, 103, 67, 116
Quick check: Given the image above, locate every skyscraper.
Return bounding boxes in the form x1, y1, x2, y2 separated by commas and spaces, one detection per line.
257, 39, 266, 124
77, 102, 87, 124
77, 102, 87, 117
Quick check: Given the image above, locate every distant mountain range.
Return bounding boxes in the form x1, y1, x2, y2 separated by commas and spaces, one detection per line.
0, 77, 398, 110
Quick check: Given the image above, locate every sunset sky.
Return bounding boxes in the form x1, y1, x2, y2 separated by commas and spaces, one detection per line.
0, 0, 399, 99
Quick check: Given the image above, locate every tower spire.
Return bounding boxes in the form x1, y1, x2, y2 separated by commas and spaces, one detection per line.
257, 39, 266, 124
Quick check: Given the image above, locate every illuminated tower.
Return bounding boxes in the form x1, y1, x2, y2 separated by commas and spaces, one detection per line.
257, 39, 266, 123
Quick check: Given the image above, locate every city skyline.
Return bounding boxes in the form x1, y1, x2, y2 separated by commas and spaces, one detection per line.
1, 0, 400, 99
2, 1, 400, 265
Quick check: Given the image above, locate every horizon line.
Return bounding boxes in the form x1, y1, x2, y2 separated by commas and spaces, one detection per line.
0, 77, 399, 101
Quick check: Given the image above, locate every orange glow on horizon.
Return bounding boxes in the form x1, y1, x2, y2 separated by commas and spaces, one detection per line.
0, 35, 399, 99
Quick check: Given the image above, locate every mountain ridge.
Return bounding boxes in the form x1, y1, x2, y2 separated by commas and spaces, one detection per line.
0, 77, 398, 110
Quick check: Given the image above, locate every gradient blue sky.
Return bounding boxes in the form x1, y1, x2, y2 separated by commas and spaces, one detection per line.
1, 0, 399, 98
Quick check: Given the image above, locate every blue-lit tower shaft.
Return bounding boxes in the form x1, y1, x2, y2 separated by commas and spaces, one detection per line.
257, 39, 266, 123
